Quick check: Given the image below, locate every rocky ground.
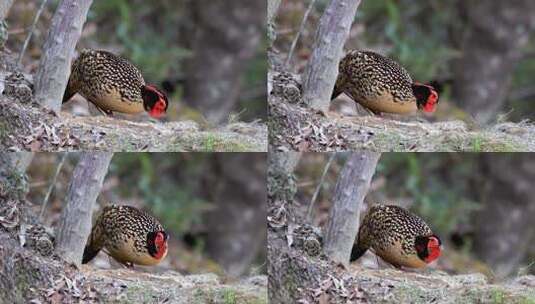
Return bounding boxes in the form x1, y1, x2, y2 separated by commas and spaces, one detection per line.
269, 71, 535, 152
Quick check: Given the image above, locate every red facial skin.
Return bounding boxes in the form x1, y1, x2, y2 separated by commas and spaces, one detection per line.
424, 235, 441, 263
423, 89, 439, 113
413, 82, 439, 113
153, 231, 168, 260
144, 84, 168, 118
149, 99, 167, 118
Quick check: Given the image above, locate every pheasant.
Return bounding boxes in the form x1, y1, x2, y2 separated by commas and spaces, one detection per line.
351, 204, 441, 269
62, 49, 168, 118
82, 204, 168, 267
332, 51, 439, 115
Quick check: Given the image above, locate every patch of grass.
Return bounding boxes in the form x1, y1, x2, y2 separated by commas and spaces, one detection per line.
195, 134, 252, 152
393, 285, 436, 304
439, 133, 522, 152
471, 136, 483, 152
371, 132, 406, 152
492, 288, 505, 304
223, 288, 237, 304
466, 136, 521, 152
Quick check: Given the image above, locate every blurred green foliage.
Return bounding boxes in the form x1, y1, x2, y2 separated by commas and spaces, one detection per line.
109, 153, 211, 238
356, 0, 458, 87
377, 153, 480, 238
240, 41, 268, 119
303, 0, 535, 118
88, 0, 266, 121
90, 0, 190, 82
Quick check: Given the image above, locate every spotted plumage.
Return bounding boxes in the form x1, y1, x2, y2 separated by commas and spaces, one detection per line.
82, 204, 168, 267
63, 49, 168, 117
351, 204, 441, 268
332, 51, 438, 114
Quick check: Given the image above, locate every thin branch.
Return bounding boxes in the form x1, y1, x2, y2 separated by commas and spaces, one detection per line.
39, 153, 67, 221
18, 0, 49, 66
306, 153, 336, 222
285, 0, 316, 69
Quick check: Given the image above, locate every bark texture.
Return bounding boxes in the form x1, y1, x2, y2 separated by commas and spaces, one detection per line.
55, 152, 113, 266
201, 153, 267, 277
0, 0, 14, 21
267, 0, 282, 45
0, 152, 33, 178
302, 0, 362, 112
182, 0, 265, 124
452, 1, 535, 124
323, 152, 380, 266
0, 152, 33, 199
268, 152, 301, 203
472, 153, 535, 278
34, 0, 93, 113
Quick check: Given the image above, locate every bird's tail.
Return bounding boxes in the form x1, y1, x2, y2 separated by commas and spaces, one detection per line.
62, 81, 76, 104
82, 229, 102, 264
350, 243, 367, 262
331, 82, 343, 100
82, 245, 101, 264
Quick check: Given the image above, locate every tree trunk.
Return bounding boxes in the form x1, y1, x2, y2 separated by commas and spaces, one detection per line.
302, 0, 362, 112
267, 152, 301, 203
55, 152, 113, 266
323, 152, 380, 266
452, 1, 535, 124
34, 0, 93, 113
201, 153, 267, 277
267, 152, 305, 303
0, 0, 13, 48
0, 0, 14, 21
268, 0, 282, 56
182, 0, 265, 124
472, 153, 535, 278
0, 153, 33, 199
0, 153, 33, 178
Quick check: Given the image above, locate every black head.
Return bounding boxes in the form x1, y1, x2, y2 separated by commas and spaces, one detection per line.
412, 83, 439, 113
415, 234, 442, 263
141, 84, 169, 118
147, 230, 169, 258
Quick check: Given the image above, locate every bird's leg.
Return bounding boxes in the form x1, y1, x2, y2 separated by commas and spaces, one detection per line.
123, 262, 134, 269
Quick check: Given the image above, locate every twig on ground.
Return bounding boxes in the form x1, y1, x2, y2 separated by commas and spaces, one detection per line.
285, 0, 317, 69
39, 152, 67, 221
18, 0, 49, 66
306, 153, 336, 222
